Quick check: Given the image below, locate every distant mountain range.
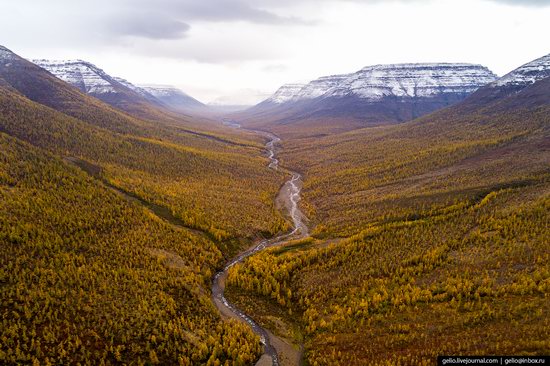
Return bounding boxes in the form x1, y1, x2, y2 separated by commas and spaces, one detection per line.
138, 84, 205, 112
31, 59, 205, 115
242, 63, 499, 127
3, 44, 549, 133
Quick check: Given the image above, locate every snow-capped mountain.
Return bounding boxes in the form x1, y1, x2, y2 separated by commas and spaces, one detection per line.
247, 62, 498, 125
324, 63, 497, 100
262, 63, 496, 106
293, 75, 351, 101
32, 59, 124, 95
0, 45, 161, 132
32, 59, 165, 108
112, 77, 156, 99
139, 85, 205, 111
465, 52, 550, 107
31, 59, 205, 115
266, 83, 308, 104
493, 53, 550, 88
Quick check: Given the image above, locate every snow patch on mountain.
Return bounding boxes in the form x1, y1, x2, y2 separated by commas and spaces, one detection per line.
263, 63, 497, 105
493, 53, 550, 87
140, 85, 190, 98
33, 59, 117, 94
294, 74, 351, 100
267, 83, 308, 104
328, 63, 497, 100
113, 77, 151, 96
0, 46, 16, 61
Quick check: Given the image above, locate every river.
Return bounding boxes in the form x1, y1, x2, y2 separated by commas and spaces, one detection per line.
212, 121, 307, 366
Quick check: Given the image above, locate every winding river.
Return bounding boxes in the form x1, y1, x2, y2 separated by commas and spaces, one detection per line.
212, 121, 307, 366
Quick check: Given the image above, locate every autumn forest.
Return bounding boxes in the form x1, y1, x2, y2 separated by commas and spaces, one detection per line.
1, 20, 549, 366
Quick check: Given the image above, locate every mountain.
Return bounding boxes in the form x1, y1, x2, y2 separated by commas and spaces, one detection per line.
0, 46, 158, 134
241, 63, 498, 131
139, 84, 205, 112
493, 53, 550, 88
112, 76, 162, 102
264, 83, 308, 104
32, 59, 129, 95
2, 46, 232, 140
31, 58, 207, 119
464, 53, 550, 107
31, 59, 175, 116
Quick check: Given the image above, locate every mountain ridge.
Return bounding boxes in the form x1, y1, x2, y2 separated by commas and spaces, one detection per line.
463, 52, 550, 107
238, 62, 498, 133
260, 62, 497, 106
31, 58, 205, 116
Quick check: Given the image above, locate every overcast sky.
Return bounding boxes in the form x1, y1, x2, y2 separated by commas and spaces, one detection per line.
2, 0, 550, 104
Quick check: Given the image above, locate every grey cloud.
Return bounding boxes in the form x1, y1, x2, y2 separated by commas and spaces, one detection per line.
58, 0, 550, 44
16, 0, 315, 43
129, 0, 314, 25
98, 0, 314, 41
108, 14, 191, 40
125, 37, 281, 63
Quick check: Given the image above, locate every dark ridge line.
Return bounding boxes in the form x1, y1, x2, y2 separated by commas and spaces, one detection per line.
174, 126, 260, 149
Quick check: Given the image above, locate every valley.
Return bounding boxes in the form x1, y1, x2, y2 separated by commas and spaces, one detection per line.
212, 128, 307, 366
1, 40, 549, 366
222, 54, 550, 365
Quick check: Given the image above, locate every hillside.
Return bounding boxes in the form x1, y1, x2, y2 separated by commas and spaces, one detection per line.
32, 58, 209, 121
225, 59, 550, 364
0, 44, 296, 365
0, 132, 263, 364
0, 46, 288, 251
7, 49, 242, 142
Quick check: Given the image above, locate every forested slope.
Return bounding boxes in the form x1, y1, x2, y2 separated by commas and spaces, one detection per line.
225, 77, 550, 365
0, 133, 262, 365
0, 46, 289, 364
228, 181, 549, 365
279, 77, 550, 237
0, 84, 287, 248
